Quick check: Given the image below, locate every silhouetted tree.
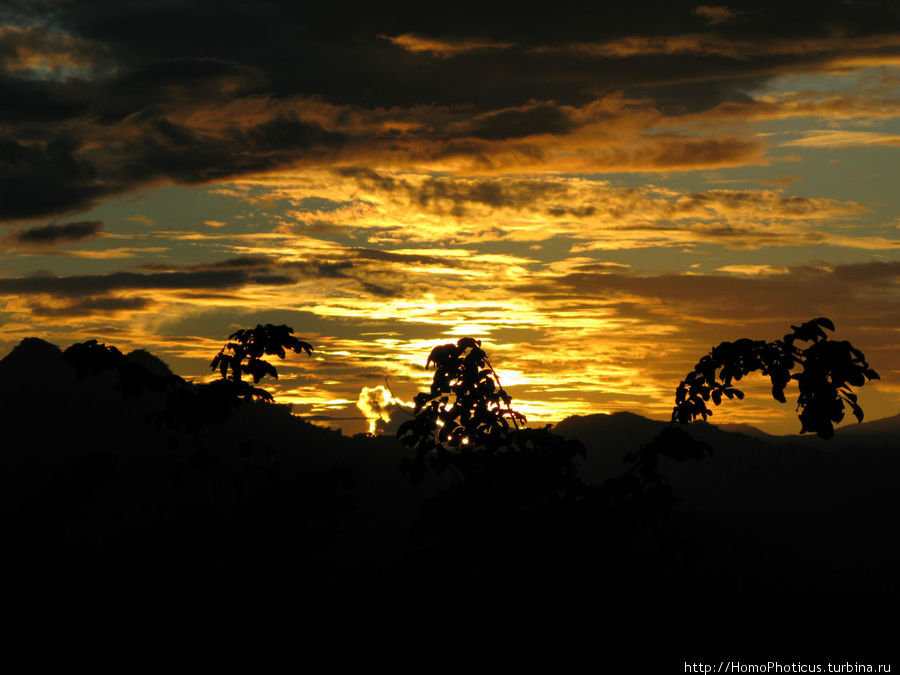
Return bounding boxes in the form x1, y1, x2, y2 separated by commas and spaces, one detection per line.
397, 337, 602, 558
397, 336, 583, 485
603, 424, 712, 523
149, 324, 315, 431
63, 339, 184, 396
672, 317, 879, 438
614, 317, 880, 514
209, 323, 313, 402
397, 337, 711, 535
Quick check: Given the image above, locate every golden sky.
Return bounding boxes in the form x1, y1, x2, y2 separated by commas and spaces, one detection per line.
1, 1, 898, 434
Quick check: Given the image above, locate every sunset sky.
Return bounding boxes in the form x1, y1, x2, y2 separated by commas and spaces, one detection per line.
1, 0, 898, 434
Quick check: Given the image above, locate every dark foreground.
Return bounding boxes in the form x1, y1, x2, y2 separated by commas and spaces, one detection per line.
1, 339, 897, 672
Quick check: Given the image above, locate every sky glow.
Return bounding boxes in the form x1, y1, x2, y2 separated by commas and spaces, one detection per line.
1, 1, 898, 433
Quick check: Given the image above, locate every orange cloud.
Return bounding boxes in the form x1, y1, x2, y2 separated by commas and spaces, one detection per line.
564, 33, 900, 62
0, 25, 98, 77
237, 170, 881, 251
693, 6, 738, 26
380, 33, 514, 58
782, 129, 900, 148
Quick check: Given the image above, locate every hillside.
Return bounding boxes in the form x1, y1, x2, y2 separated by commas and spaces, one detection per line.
554, 410, 900, 514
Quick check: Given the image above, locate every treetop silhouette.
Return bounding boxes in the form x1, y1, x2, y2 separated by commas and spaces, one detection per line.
397, 336, 584, 487
672, 317, 879, 439
209, 323, 313, 402
63, 338, 183, 396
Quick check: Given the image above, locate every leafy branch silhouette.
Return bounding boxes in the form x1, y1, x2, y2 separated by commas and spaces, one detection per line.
154, 323, 315, 431
209, 323, 313, 403
397, 336, 584, 489
63, 339, 184, 396
396, 336, 706, 549
605, 317, 880, 524
672, 317, 879, 438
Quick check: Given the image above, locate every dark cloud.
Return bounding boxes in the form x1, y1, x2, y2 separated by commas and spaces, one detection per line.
831, 260, 900, 284
0, 268, 295, 298
339, 170, 573, 213
349, 248, 447, 266
515, 260, 900, 323
138, 256, 281, 273
0, 250, 420, 305
461, 104, 577, 140
668, 190, 863, 216
646, 137, 762, 169
2, 0, 900, 221
197, 255, 274, 270
358, 281, 401, 297
0, 111, 347, 221
334, 167, 402, 193
282, 260, 356, 279
115, 115, 346, 186
0, 134, 104, 220
100, 58, 263, 122
27, 295, 153, 317
413, 177, 569, 211
2, 219, 102, 248
0, 74, 94, 124
139, 255, 358, 280
12, 2, 900, 109
548, 206, 596, 218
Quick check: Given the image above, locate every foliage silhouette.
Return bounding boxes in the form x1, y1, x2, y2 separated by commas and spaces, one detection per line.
209, 323, 313, 403
59, 326, 313, 432
396, 337, 698, 547
63, 339, 184, 396
607, 425, 712, 523
397, 336, 584, 488
615, 316, 881, 514
672, 317, 879, 438
149, 324, 316, 432
396, 337, 594, 552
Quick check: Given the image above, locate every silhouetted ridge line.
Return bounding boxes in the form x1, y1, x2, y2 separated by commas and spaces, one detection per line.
1, 336, 62, 363
125, 348, 175, 378
0, 329, 895, 670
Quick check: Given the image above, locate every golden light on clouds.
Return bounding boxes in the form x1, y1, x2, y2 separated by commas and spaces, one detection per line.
2, 3, 900, 436
379, 33, 515, 58
0, 25, 97, 76
783, 130, 900, 148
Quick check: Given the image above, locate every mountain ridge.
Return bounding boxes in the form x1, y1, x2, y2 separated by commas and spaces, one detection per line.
553, 408, 900, 450
3, 337, 897, 445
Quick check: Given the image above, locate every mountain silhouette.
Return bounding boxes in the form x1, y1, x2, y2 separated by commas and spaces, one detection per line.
0, 336, 66, 387
124, 347, 176, 378
555, 410, 900, 513
720, 412, 900, 448
554, 410, 900, 625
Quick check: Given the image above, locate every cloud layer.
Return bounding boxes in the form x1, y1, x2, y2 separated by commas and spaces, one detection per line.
1, 0, 899, 433
2, 0, 900, 221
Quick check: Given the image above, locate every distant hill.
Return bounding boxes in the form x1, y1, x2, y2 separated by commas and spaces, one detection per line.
721, 412, 900, 450
715, 421, 785, 442
553, 410, 900, 516
124, 347, 175, 378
